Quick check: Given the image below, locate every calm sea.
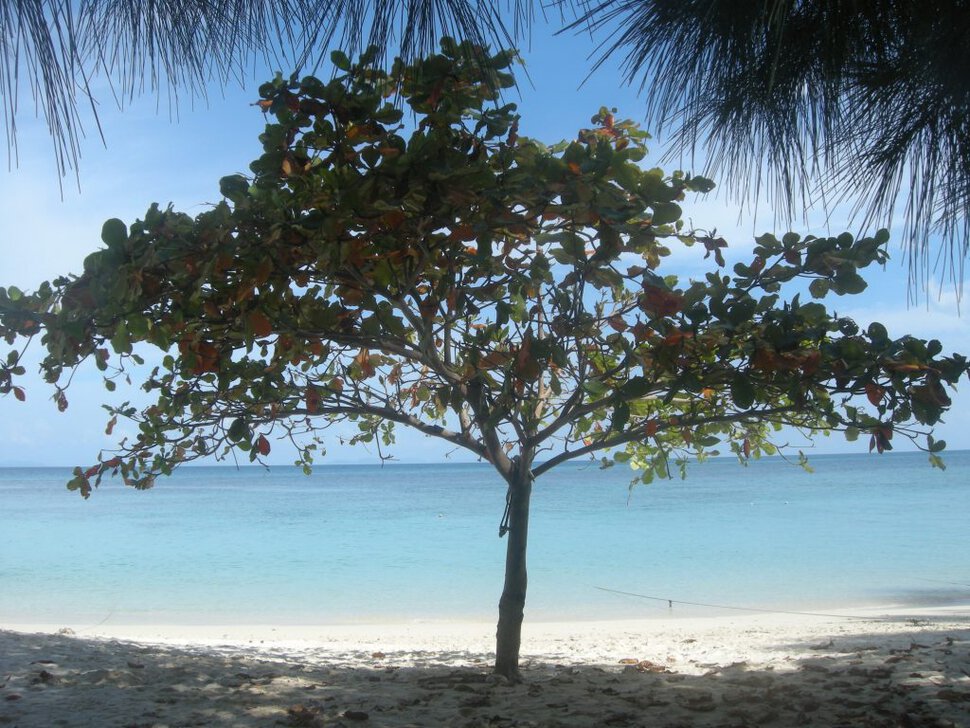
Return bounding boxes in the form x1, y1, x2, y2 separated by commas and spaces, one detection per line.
1, 452, 968, 626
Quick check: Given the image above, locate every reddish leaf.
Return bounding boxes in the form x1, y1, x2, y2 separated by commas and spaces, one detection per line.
662, 329, 692, 346
752, 348, 777, 372
256, 435, 271, 456
382, 210, 406, 229
305, 386, 320, 414
248, 310, 273, 338
640, 284, 683, 317
865, 383, 885, 407
12, 386, 25, 402
449, 224, 476, 242
800, 350, 822, 376
193, 342, 221, 374
631, 322, 653, 342
607, 315, 628, 333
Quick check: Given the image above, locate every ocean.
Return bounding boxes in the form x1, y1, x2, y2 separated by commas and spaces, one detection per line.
1, 451, 968, 627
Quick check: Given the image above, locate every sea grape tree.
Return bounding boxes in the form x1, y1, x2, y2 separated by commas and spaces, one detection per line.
1, 41, 967, 679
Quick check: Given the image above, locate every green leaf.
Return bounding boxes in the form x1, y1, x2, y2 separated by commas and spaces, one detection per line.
650, 202, 682, 226
620, 376, 653, 399
219, 175, 250, 203
686, 175, 715, 193
101, 218, 128, 248
583, 379, 609, 397
228, 418, 250, 443
867, 322, 889, 342
111, 322, 132, 355
610, 402, 630, 432
731, 375, 755, 409
833, 271, 867, 295
331, 50, 352, 71
808, 279, 830, 299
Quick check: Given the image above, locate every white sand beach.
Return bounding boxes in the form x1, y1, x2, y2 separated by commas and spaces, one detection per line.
2, 606, 969, 727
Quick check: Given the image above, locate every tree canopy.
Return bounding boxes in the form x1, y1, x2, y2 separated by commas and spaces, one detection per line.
1, 41, 967, 677
6, 1, 969, 293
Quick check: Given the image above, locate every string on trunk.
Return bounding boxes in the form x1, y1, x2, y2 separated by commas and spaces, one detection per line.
498, 486, 511, 538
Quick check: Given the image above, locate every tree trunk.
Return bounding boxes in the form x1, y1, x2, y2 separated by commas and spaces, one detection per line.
494, 469, 533, 680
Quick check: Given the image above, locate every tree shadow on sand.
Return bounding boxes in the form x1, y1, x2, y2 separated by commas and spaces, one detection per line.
1, 623, 968, 727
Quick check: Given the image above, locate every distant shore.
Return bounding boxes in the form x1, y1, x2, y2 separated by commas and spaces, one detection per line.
3, 605, 969, 726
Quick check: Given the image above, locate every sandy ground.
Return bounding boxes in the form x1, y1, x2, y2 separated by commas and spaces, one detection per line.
2, 606, 969, 727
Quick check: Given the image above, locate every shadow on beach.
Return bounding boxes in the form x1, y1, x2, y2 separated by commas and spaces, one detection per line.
1, 624, 969, 727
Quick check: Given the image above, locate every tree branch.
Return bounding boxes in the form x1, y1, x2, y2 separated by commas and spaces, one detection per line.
531, 405, 800, 478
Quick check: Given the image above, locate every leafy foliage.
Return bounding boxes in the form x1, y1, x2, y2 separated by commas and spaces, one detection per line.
10, 2, 968, 298
574, 0, 970, 294
2, 0, 532, 179
1, 41, 967, 500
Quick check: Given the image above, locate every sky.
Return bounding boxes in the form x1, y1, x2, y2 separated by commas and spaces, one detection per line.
0, 24, 967, 467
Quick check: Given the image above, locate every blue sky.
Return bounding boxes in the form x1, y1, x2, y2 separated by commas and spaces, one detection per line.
0, 27, 967, 467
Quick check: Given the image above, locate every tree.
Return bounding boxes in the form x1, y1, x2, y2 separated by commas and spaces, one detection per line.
1, 43, 966, 679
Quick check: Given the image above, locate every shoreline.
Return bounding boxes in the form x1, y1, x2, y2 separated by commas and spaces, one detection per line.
3, 606, 969, 726
3, 601, 969, 644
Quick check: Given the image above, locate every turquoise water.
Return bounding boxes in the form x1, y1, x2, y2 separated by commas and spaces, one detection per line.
1, 452, 968, 626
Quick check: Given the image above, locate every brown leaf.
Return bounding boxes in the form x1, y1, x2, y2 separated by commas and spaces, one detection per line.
248, 310, 273, 338
631, 322, 652, 342
607, 315, 628, 333
865, 382, 885, 407
305, 386, 320, 414
450, 224, 477, 242
354, 349, 375, 378
640, 284, 684, 317
480, 350, 512, 370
